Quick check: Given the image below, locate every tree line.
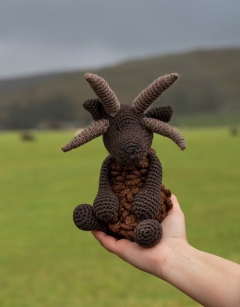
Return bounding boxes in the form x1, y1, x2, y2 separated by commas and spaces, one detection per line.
0, 87, 238, 130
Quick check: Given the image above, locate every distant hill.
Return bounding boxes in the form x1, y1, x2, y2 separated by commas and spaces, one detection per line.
0, 48, 240, 129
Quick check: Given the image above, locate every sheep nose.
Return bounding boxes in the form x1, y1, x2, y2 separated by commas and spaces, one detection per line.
121, 142, 140, 155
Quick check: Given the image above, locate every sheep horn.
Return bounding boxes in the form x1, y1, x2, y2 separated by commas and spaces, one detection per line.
61, 119, 109, 152
133, 73, 179, 114
143, 117, 186, 150
84, 73, 120, 117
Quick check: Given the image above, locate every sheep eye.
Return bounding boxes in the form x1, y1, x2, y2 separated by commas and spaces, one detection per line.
116, 121, 121, 131
140, 120, 146, 130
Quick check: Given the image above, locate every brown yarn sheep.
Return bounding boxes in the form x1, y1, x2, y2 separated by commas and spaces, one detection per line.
62, 73, 186, 247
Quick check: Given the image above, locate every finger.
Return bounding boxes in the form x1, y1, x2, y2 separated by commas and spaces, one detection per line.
91, 230, 142, 261
91, 230, 117, 253
168, 194, 183, 215
91, 230, 129, 254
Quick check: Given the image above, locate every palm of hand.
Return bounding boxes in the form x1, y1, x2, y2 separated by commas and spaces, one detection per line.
92, 195, 186, 279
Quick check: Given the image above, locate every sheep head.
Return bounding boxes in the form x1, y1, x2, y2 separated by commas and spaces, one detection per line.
62, 73, 186, 164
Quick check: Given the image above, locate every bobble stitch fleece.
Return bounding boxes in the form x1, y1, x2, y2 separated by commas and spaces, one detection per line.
107, 154, 172, 241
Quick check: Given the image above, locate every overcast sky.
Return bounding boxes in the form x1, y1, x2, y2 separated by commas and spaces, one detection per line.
1, 0, 240, 79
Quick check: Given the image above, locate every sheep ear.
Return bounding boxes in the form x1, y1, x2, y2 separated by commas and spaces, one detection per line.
145, 106, 173, 123
83, 98, 108, 121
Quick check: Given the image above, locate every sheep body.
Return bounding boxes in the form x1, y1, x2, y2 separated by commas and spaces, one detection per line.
108, 154, 173, 240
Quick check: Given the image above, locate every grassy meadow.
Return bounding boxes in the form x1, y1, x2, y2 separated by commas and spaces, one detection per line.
0, 127, 240, 307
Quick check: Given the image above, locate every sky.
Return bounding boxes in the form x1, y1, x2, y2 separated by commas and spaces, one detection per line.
0, 0, 240, 79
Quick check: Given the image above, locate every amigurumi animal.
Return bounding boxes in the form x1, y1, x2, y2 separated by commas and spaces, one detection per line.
62, 73, 186, 247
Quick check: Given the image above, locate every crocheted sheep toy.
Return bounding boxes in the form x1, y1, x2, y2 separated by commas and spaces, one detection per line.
62, 73, 186, 247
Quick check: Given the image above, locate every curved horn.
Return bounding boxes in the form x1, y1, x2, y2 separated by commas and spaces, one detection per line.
144, 117, 186, 150
133, 73, 179, 114
61, 119, 109, 152
84, 73, 120, 117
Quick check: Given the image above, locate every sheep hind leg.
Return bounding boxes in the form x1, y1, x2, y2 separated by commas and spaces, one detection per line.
73, 204, 106, 232
133, 219, 162, 247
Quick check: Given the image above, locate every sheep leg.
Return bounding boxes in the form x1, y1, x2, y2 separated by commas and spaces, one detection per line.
93, 155, 119, 223
134, 219, 162, 247
73, 204, 107, 232
133, 150, 162, 220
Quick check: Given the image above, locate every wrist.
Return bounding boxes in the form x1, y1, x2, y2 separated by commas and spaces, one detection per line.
155, 239, 193, 280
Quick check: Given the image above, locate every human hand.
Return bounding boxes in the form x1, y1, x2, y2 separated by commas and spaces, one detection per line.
92, 194, 188, 279
93, 195, 240, 306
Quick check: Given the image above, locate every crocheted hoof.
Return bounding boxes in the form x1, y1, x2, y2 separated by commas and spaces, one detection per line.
93, 194, 119, 223
73, 204, 103, 231
134, 219, 162, 247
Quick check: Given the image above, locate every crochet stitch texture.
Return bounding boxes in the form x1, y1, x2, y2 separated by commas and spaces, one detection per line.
62, 73, 186, 247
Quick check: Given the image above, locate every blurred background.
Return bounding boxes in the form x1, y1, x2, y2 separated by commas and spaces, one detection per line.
0, 1, 240, 306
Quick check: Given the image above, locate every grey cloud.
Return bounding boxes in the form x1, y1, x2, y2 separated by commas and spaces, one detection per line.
0, 0, 240, 78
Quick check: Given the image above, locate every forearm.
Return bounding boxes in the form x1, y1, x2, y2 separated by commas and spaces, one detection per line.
160, 241, 240, 307
92, 194, 240, 306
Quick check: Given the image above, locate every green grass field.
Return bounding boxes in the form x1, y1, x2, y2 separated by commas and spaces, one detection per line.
0, 128, 240, 307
